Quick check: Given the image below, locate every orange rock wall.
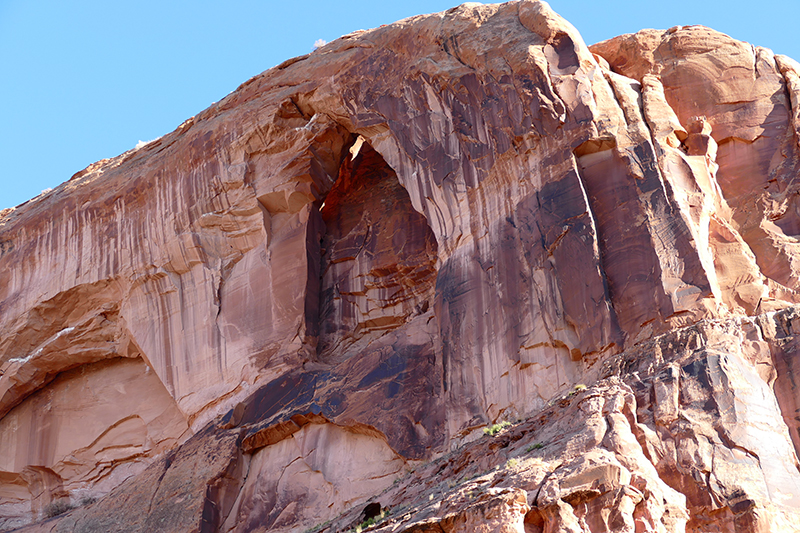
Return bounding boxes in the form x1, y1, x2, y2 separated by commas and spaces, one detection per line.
3, 1, 800, 531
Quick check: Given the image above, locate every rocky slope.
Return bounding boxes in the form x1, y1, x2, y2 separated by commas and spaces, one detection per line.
2, 1, 800, 531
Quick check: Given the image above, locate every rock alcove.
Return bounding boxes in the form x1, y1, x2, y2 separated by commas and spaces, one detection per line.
308, 136, 438, 362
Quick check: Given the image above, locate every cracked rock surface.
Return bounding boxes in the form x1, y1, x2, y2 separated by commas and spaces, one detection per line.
3, 1, 800, 531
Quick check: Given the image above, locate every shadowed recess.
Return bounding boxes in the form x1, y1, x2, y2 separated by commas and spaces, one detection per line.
313, 139, 438, 361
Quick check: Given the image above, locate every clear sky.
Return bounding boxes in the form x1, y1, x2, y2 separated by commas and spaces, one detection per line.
1, 0, 797, 210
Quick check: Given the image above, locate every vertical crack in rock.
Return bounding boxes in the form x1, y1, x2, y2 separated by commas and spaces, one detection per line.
218, 453, 251, 533
638, 74, 773, 316
597, 59, 767, 324
573, 139, 674, 343
144, 454, 173, 519
760, 308, 800, 464
200, 442, 246, 533
592, 26, 800, 308
568, 154, 622, 347
776, 55, 800, 149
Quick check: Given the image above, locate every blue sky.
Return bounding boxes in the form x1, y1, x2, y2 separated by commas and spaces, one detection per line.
1, 0, 797, 210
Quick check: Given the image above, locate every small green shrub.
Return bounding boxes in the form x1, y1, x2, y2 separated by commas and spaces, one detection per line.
304, 519, 331, 533
568, 384, 587, 397
350, 509, 390, 532
526, 442, 544, 452
483, 421, 511, 436
506, 458, 519, 468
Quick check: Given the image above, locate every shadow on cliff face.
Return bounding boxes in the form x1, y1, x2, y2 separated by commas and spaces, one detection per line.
196, 134, 444, 532
255, 129, 444, 456
308, 137, 438, 363
229, 102, 446, 462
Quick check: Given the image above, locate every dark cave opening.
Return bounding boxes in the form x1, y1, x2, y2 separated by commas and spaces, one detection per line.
306, 137, 438, 361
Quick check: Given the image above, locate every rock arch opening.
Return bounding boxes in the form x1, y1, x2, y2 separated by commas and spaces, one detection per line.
307, 137, 438, 361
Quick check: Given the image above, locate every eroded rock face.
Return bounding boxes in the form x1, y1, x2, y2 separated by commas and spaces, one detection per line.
316, 141, 438, 361
0, 357, 189, 530
222, 423, 406, 532
3, 0, 800, 531
316, 311, 800, 532
7, 425, 244, 533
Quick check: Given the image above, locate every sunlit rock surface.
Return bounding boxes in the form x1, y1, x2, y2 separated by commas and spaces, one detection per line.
2, 1, 800, 531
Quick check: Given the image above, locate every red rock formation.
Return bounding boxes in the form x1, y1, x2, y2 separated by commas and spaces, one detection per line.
316, 141, 437, 361
2, 1, 800, 531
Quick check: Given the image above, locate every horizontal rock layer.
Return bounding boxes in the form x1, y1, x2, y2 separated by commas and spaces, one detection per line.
2, 1, 800, 531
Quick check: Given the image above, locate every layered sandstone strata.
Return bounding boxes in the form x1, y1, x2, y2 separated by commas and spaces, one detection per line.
2, 1, 800, 531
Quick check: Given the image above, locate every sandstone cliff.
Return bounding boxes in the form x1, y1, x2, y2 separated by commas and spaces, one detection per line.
2, 1, 800, 532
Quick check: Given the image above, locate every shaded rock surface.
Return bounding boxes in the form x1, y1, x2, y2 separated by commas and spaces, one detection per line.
2, 1, 800, 531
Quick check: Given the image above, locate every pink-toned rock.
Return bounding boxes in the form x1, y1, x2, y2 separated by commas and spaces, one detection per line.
3, 1, 800, 532
222, 422, 407, 532
0, 357, 188, 528
48, 427, 241, 533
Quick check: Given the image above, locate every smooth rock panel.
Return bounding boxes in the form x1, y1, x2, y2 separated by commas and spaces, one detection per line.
222, 422, 406, 533
0, 357, 189, 528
